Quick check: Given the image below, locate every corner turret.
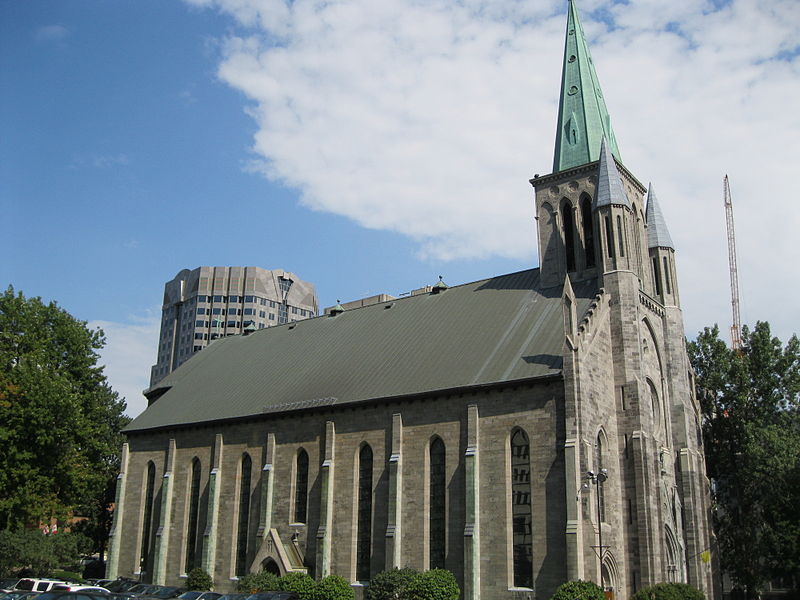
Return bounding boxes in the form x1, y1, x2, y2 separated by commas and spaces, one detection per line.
645, 183, 680, 306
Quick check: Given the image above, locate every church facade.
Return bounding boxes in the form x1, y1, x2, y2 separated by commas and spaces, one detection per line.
107, 3, 717, 599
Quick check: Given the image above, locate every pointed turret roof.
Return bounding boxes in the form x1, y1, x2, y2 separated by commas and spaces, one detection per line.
645, 184, 674, 249
553, 0, 621, 173
595, 137, 630, 209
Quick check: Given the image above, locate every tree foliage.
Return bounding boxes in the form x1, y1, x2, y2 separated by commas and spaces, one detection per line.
316, 575, 355, 600
0, 287, 130, 533
689, 322, 800, 597
278, 572, 317, 600
0, 529, 91, 578
186, 568, 213, 591
368, 568, 419, 600
630, 583, 705, 600
549, 580, 604, 600
404, 569, 459, 600
237, 571, 280, 593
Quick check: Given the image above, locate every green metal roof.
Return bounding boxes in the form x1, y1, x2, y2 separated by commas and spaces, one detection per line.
126, 269, 597, 433
553, 0, 621, 173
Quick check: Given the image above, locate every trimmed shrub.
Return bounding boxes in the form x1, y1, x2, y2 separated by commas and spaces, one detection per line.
279, 572, 318, 600
631, 583, 705, 600
186, 568, 213, 591
237, 571, 281, 593
367, 568, 419, 600
550, 580, 604, 600
404, 569, 460, 600
317, 575, 354, 600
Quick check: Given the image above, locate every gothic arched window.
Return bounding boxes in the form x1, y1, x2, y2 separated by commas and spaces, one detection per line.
581, 196, 595, 267
562, 203, 576, 271
652, 257, 662, 296
235, 453, 252, 576
510, 429, 533, 589
185, 458, 202, 572
605, 216, 615, 259
596, 433, 606, 523
140, 462, 157, 573
294, 449, 309, 523
429, 437, 446, 570
356, 444, 373, 582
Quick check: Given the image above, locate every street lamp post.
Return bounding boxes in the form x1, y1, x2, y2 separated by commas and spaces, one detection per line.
587, 468, 609, 591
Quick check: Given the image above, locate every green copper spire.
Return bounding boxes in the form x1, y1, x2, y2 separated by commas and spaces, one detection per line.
553, 0, 621, 172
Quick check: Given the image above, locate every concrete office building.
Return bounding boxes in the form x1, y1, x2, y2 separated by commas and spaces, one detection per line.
150, 266, 319, 386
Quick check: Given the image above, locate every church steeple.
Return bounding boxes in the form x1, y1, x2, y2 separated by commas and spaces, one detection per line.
553, 0, 621, 173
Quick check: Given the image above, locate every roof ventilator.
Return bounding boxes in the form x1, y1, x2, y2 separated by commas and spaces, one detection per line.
431, 276, 449, 294
329, 300, 345, 316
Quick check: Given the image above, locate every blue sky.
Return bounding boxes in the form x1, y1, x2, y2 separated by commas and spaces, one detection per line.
3, 0, 799, 417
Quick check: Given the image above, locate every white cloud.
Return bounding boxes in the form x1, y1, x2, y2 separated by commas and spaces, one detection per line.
186, 0, 800, 341
34, 24, 69, 43
90, 314, 160, 419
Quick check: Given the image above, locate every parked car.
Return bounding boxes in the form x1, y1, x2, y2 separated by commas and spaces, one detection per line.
36, 592, 114, 600
102, 580, 138, 594
215, 595, 246, 600
177, 593, 220, 600
0, 591, 41, 600
135, 587, 182, 600
51, 587, 110, 595
243, 593, 298, 600
13, 581, 65, 593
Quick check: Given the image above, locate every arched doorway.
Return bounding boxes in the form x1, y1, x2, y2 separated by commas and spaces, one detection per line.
262, 558, 280, 577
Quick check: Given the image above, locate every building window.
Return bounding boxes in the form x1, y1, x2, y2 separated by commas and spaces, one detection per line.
244, 295, 255, 303
605, 216, 615, 259
235, 454, 252, 576
617, 215, 626, 257
562, 203, 576, 271
213, 295, 225, 302
197, 295, 207, 303
510, 429, 533, 589
278, 304, 288, 325
229, 295, 239, 303
596, 433, 606, 523
227, 320, 237, 328
279, 277, 293, 297
356, 444, 373, 582
185, 458, 201, 572
294, 449, 309, 523
269, 314, 275, 321
652, 257, 662, 296
429, 437, 446, 570
663, 256, 672, 294
140, 462, 157, 574
212, 308, 222, 315
581, 197, 595, 267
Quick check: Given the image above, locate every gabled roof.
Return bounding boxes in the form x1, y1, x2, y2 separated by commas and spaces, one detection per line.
127, 269, 597, 433
553, 0, 621, 173
595, 137, 630, 209
645, 183, 675, 249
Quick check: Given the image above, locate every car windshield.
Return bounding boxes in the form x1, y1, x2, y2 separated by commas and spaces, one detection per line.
178, 594, 201, 600
13, 583, 33, 592
150, 587, 181, 599
127, 586, 151, 595
34, 593, 59, 600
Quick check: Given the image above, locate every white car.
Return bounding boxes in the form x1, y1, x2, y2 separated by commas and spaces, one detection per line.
51, 586, 111, 594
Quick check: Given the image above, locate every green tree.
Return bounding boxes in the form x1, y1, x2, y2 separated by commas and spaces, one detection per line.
186, 567, 213, 591
368, 568, 419, 600
237, 571, 280, 593
630, 583, 705, 600
549, 580, 604, 600
0, 287, 130, 536
689, 322, 800, 598
404, 569, 459, 600
317, 575, 354, 600
279, 572, 318, 600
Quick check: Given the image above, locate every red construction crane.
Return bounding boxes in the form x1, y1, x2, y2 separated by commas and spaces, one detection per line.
724, 175, 743, 350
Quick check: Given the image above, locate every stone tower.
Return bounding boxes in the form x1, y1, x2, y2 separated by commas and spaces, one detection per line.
532, 0, 716, 596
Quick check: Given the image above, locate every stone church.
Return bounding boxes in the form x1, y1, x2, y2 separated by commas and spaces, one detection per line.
107, 2, 716, 599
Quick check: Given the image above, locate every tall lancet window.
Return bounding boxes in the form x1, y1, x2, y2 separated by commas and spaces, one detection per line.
140, 462, 157, 573
652, 257, 662, 296
429, 437, 446, 569
294, 449, 309, 523
562, 203, 576, 271
581, 197, 595, 267
596, 434, 606, 523
605, 217, 615, 259
235, 453, 252, 576
185, 458, 202, 572
356, 444, 373, 582
510, 429, 533, 588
